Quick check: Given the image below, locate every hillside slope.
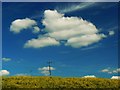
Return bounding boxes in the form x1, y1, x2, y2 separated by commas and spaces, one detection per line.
2, 76, 120, 89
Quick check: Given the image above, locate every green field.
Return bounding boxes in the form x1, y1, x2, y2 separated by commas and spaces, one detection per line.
2, 76, 120, 89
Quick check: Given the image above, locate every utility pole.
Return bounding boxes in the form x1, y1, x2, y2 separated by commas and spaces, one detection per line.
48, 61, 52, 76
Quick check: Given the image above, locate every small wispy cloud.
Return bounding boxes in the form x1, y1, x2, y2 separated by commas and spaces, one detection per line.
109, 26, 118, 31
2, 0, 119, 2
15, 73, 30, 76
76, 0, 116, 1
101, 67, 120, 74
38, 66, 55, 76
108, 31, 115, 36
106, 26, 117, 36
81, 44, 101, 50
56, 2, 97, 13
2, 57, 11, 62
82, 75, 96, 78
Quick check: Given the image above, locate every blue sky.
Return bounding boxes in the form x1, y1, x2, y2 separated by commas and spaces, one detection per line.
2, 2, 119, 78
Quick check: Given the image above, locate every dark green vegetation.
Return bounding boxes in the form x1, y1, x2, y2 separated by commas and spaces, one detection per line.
2, 76, 120, 89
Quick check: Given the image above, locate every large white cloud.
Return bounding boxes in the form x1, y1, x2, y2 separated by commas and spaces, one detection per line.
42, 10, 106, 48
38, 66, 55, 76
0, 70, 10, 76
43, 10, 98, 35
24, 36, 60, 48
10, 18, 40, 34
11, 10, 107, 48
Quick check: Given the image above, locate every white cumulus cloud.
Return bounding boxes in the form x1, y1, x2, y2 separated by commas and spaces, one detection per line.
10, 18, 40, 34
42, 10, 106, 48
11, 10, 108, 48
65, 34, 105, 48
82, 75, 96, 78
111, 76, 120, 80
101, 68, 109, 73
38, 66, 55, 71
24, 36, 60, 48
0, 70, 10, 76
38, 66, 55, 76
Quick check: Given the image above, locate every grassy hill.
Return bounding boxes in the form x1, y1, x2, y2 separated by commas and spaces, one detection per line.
2, 76, 120, 89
